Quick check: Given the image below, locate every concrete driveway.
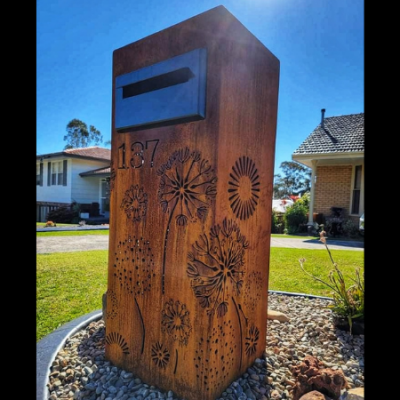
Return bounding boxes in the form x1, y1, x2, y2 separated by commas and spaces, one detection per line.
37, 234, 364, 254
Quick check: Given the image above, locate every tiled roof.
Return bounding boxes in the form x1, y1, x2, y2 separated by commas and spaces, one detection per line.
63, 146, 111, 160
293, 113, 364, 155
80, 167, 111, 177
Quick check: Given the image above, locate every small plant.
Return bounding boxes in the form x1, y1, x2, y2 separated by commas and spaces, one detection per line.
47, 203, 79, 223
298, 230, 364, 334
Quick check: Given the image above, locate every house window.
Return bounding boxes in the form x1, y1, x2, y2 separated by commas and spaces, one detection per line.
37, 162, 43, 186
51, 161, 64, 186
351, 165, 362, 214
36, 164, 41, 185
101, 178, 110, 213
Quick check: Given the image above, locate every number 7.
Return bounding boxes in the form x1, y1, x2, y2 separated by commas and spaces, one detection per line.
145, 139, 160, 167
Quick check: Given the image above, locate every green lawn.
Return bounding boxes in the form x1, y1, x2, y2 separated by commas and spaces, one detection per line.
37, 251, 108, 342
36, 246, 364, 342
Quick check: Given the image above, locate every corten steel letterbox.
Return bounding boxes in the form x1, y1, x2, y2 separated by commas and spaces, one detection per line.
106, 6, 280, 400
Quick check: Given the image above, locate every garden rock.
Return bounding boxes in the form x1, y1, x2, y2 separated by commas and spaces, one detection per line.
267, 309, 290, 322
291, 355, 349, 400
299, 391, 333, 400
345, 387, 364, 400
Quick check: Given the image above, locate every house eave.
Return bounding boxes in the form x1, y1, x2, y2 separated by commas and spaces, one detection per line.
292, 151, 364, 168
79, 172, 110, 178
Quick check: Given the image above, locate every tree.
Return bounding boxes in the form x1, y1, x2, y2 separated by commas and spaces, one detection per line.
273, 161, 311, 199
63, 119, 103, 149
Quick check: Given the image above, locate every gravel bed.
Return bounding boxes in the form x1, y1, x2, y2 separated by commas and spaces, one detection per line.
46, 293, 364, 400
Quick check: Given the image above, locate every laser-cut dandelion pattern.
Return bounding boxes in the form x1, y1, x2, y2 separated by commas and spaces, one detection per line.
151, 342, 170, 368
161, 299, 192, 346
187, 218, 249, 317
157, 147, 217, 226
245, 325, 259, 356
157, 147, 217, 293
228, 156, 260, 220
120, 184, 148, 222
106, 290, 118, 320
105, 332, 130, 354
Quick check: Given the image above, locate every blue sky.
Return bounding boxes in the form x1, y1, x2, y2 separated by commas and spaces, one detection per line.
37, 0, 364, 175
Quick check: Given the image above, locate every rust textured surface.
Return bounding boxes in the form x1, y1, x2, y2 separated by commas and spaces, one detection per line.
106, 5, 280, 400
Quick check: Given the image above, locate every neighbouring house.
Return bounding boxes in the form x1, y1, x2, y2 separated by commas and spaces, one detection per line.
272, 198, 294, 213
292, 109, 364, 229
36, 146, 111, 222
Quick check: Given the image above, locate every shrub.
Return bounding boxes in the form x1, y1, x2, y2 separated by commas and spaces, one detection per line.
46, 203, 79, 223
299, 230, 364, 334
284, 201, 308, 234
341, 219, 360, 238
296, 192, 310, 209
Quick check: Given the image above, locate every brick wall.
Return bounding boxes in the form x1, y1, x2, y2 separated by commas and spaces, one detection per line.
314, 165, 353, 219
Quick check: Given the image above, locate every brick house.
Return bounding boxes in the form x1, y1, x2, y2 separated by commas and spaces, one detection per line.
36, 146, 111, 222
292, 110, 364, 228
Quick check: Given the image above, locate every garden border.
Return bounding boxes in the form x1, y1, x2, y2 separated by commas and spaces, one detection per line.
36, 291, 333, 400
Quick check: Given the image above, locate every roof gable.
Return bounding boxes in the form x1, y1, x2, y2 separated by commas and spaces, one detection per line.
293, 113, 364, 155
37, 146, 111, 161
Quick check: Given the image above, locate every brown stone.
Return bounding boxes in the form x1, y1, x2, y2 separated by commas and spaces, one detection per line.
267, 309, 290, 322
270, 389, 281, 399
346, 387, 364, 400
299, 391, 333, 400
291, 355, 349, 400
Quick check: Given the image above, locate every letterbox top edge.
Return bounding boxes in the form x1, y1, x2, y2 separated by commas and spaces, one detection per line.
112, 5, 279, 64
112, 5, 227, 54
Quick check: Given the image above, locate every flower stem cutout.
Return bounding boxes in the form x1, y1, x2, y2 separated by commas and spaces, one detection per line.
113, 236, 155, 353
157, 147, 217, 293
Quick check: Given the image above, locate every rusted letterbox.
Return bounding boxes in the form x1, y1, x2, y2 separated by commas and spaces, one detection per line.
106, 6, 280, 400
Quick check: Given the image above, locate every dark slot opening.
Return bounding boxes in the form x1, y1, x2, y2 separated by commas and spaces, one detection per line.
122, 67, 194, 98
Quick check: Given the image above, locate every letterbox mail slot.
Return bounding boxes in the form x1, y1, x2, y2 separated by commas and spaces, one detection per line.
115, 48, 207, 131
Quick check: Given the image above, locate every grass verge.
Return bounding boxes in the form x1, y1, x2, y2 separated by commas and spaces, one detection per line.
37, 251, 108, 342
37, 247, 363, 342
268, 247, 363, 296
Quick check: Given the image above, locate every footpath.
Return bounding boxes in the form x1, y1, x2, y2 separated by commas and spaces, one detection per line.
36, 226, 364, 253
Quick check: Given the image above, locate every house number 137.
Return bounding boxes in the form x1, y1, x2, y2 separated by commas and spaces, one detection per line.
118, 139, 160, 169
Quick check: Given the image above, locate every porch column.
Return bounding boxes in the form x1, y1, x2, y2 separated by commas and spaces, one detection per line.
308, 160, 317, 226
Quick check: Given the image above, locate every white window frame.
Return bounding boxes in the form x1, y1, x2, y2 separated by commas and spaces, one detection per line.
51, 161, 63, 186
349, 164, 364, 216
36, 163, 41, 186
